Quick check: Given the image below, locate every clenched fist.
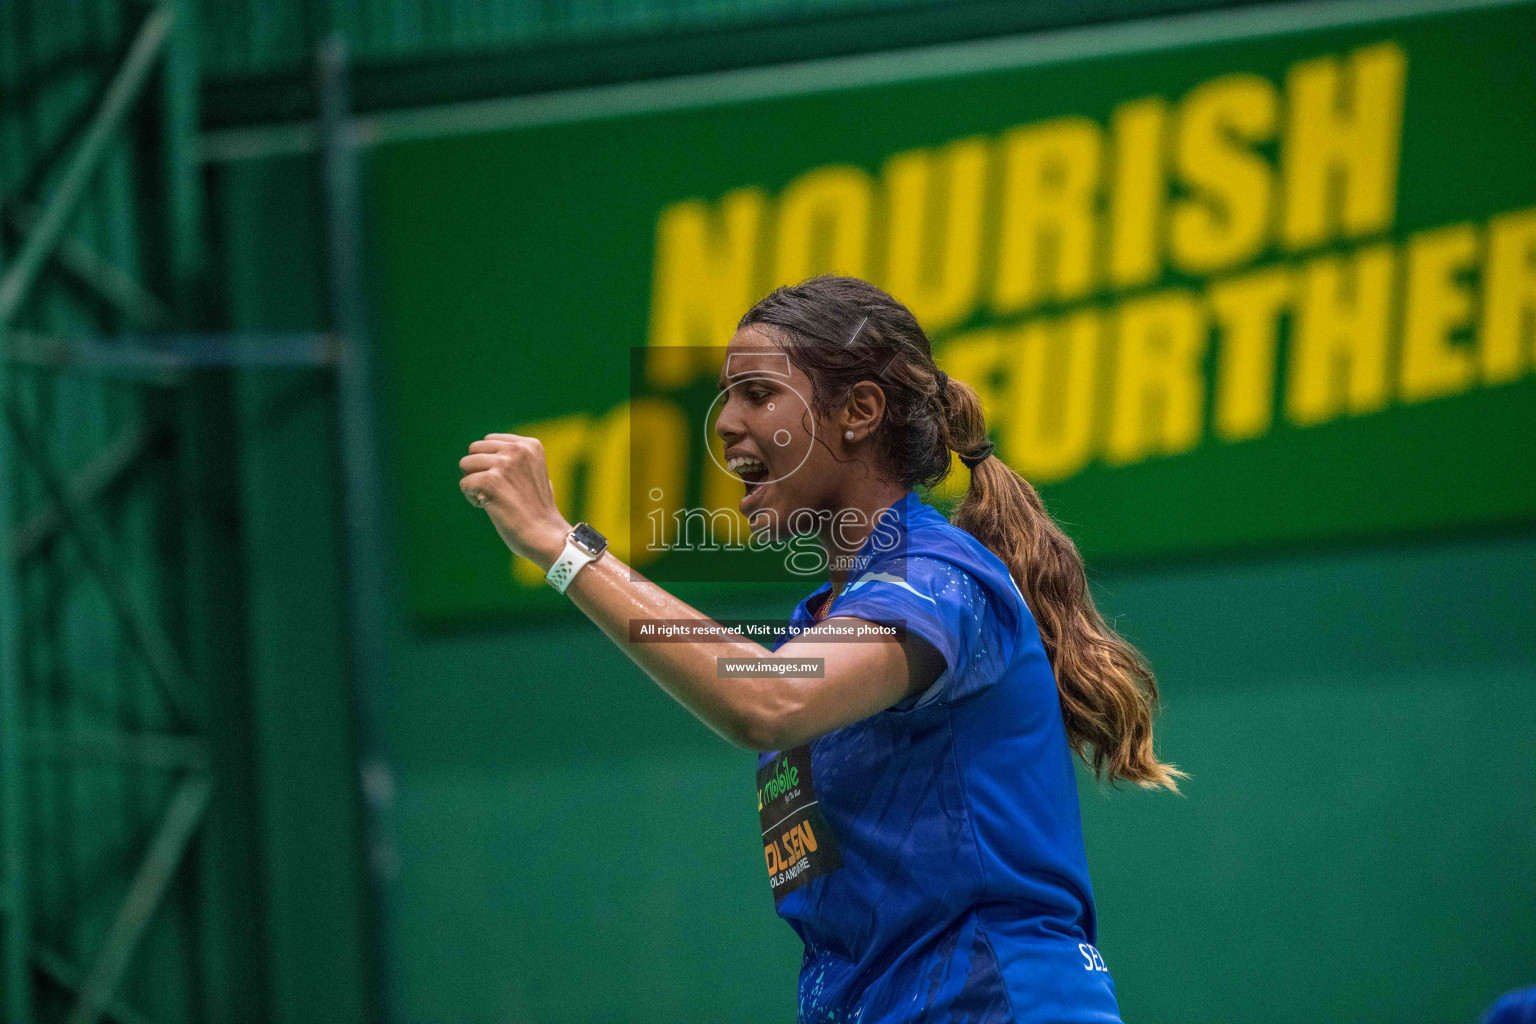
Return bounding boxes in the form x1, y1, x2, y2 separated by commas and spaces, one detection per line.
459, 433, 573, 570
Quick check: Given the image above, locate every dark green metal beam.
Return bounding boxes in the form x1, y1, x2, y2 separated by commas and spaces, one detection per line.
0, 6, 174, 323
0, 106, 33, 1018
0, 245, 34, 1024
198, 0, 1283, 131
0, 6, 236, 1023
3, 205, 173, 329
10, 423, 159, 564
0, 11, 179, 1021
25, 731, 209, 771
319, 34, 402, 1023
4, 330, 338, 382
66, 773, 214, 1024
4, 402, 200, 727
33, 945, 157, 1024
162, 0, 205, 311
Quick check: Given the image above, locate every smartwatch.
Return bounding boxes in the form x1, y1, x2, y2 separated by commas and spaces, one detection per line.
546, 522, 608, 594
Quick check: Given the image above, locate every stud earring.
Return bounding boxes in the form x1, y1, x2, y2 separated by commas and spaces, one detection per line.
845, 430, 855, 440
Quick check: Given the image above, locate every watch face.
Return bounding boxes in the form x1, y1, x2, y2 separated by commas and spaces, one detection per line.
571, 522, 608, 557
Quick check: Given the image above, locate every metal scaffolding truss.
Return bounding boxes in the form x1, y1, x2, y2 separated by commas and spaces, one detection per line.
0, 6, 397, 1022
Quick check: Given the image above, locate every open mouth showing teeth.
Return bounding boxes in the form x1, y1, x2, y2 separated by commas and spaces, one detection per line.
727, 455, 770, 493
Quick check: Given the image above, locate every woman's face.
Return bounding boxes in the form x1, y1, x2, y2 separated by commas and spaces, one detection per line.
713, 326, 848, 540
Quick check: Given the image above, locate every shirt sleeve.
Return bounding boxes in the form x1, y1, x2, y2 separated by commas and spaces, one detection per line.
822, 556, 1011, 709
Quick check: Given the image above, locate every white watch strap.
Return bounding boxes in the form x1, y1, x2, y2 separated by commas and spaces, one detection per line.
545, 535, 599, 594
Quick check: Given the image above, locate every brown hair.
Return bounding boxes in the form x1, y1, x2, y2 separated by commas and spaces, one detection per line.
740, 275, 1184, 791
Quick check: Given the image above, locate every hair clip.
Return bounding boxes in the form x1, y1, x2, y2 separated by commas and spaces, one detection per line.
847, 315, 870, 345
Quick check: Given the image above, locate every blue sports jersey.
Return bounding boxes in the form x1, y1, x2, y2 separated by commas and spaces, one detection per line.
757, 490, 1122, 1024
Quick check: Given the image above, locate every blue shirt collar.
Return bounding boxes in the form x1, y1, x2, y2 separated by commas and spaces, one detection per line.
801, 489, 935, 611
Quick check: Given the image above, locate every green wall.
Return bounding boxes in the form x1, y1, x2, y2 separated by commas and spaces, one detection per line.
217, 155, 372, 1024
1081, 533, 1536, 1020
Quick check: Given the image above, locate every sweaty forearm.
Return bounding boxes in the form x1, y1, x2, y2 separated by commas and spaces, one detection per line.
545, 544, 925, 750
546, 545, 782, 747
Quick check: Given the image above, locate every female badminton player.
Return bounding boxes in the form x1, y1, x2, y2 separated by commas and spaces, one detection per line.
458, 275, 1182, 1024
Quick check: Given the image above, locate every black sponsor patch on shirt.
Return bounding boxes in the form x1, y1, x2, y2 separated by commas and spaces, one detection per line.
758, 745, 842, 900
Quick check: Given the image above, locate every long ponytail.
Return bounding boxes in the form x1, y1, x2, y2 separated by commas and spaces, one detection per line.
938, 377, 1184, 792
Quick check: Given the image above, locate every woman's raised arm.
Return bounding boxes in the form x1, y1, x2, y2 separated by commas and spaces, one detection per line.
458, 433, 941, 750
